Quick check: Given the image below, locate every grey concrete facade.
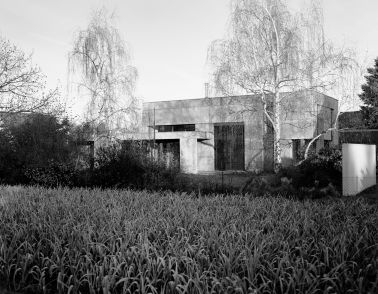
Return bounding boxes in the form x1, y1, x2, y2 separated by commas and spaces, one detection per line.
124, 91, 338, 174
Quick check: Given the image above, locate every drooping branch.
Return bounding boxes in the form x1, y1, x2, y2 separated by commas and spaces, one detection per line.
68, 8, 138, 139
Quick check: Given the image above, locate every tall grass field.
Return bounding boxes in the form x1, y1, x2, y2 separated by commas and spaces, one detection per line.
0, 186, 377, 293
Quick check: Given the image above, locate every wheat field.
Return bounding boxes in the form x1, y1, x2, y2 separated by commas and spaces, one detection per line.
0, 186, 377, 293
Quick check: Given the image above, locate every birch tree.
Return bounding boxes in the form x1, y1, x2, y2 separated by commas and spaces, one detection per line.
208, 0, 358, 172
68, 9, 138, 140
302, 55, 363, 159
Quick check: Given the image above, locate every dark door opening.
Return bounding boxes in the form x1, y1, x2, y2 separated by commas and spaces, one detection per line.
155, 139, 180, 169
214, 123, 245, 170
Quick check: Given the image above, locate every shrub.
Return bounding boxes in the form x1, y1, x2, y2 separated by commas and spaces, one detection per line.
92, 141, 179, 190
240, 173, 299, 198
293, 146, 342, 189
24, 160, 76, 187
4, 113, 74, 166
0, 113, 81, 185
175, 174, 237, 196
0, 128, 27, 185
241, 146, 342, 199
275, 146, 342, 198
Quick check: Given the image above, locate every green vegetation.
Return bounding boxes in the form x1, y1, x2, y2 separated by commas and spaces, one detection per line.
0, 113, 76, 185
0, 186, 377, 293
359, 57, 378, 129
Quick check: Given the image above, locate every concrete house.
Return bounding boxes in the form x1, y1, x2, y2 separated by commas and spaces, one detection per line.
124, 90, 338, 173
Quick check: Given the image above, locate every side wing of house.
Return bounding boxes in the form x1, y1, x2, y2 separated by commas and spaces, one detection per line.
279, 90, 338, 165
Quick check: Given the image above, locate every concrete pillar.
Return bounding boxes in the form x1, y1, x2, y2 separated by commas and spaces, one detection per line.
180, 138, 197, 173
197, 139, 214, 172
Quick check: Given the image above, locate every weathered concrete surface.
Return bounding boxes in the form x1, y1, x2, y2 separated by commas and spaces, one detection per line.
280, 91, 338, 141
342, 143, 376, 196
180, 138, 197, 173
196, 123, 214, 172
198, 139, 214, 172
134, 91, 338, 173
142, 96, 265, 172
121, 130, 210, 141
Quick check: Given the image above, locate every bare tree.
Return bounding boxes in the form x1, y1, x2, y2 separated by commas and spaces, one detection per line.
68, 8, 138, 141
302, 55, 364, 159
208, 0, 358, 172
0, 35, 60, 123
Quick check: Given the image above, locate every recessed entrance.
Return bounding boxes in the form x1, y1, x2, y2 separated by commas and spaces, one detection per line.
155, 139, 180, 169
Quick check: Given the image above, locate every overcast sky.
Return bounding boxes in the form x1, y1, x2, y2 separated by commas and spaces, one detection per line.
1, 0, 378, 109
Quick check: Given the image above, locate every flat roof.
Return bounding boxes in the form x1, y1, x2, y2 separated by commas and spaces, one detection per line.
143, 90, 337, 105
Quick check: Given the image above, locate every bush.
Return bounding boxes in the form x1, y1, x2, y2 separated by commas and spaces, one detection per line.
0, 113, 89, 186
4, 113, 74, 167
24, 160, 76, 187
175, 174, 237, 196
91, 141, 179, 190
0, 113, 72, 185
285, 146, 342, 189
240, 173, 299, 198
241, 146, 342, 199
0, 128, 27, 184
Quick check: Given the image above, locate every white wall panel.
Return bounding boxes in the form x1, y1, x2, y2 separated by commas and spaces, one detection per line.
342, 144, 376, 196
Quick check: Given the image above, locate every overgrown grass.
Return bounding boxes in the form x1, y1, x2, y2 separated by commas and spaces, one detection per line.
0, 186, 377, 293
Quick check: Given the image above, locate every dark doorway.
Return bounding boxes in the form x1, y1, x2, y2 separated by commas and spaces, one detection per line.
214, 123, 245, 170
155, 139, 180, 169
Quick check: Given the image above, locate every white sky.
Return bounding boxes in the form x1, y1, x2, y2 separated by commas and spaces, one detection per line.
1, 0, 378, 112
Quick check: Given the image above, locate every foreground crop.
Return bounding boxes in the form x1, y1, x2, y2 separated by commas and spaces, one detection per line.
0, 186, 377, 293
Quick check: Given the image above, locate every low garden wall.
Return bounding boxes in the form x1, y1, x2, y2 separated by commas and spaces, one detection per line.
342, 143, 376, 196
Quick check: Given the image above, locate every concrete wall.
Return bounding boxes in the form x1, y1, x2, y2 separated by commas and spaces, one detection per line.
197, 139, 214, 172
342, 143, 376, 196
245, 114, 265, 170
280, 91, 338, 140
280, 92, 317, 139
180, 138, 197, 173
314, 91, 338, 143
138, 91, 338, 173
280, 139, 294, 167
142, 96, 265, 172
277, 91, 338, 164
196, 123, 215, 172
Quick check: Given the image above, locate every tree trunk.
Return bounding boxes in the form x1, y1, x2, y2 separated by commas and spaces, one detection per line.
273, 91, 282, 173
